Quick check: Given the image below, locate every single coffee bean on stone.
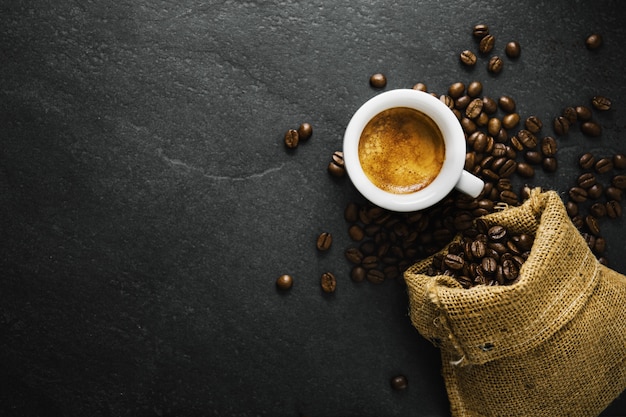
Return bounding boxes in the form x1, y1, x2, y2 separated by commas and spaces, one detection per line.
542, 157, 558, 172
502, 113, 520, 129
284, 129, 299, 148
575, 105, 593, 121
448, 82, 466, 99
369, 73, 387, 88
412, 82, 428, 92
579, 153, 596, 170
390, 375, 408, 391
505, 41, 521, 58
297, 123, 313, 140
487, 56, 503, 73
320, 272, 337, 293
276, 274, 293, 290
581, 121, 602, 137
499, 96, 516, 113
316, 232, 333, 251
592, 96, 611, 111
585, 33, 603, 50
460, 50, 477, 66
467, 81, 483, 98
479, 34, 496, 54
473, 24, 489, 38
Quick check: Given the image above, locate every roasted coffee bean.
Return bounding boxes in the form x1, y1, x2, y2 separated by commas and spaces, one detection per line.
473, 24, 490, 38
509, 135, 524, 151
444, 253, 465, 270
505, 41, 521, 58
488, 225, 507, 241
614, 154, 626, 170
350, 266, 366, 282
499, 96, 516, 113
316, 232, 333, 251
370, 73, 387, 88
502, 259, 519, 281
344, 202, 359, 223
348, 224, 365, 241
515, 234, 535, 251
481, 257, 497, 275
579, 153, 596, 170
524, 150, 543, 165
595, 157, 614, 174
566, 201, 579, 217
440, 95, 455, 109
569, 187, 588, 203
585, 215, 601, 236
502, 113, 520, 129
590, 202, 607, 218
321, 272, 337, 293
461, 117, 478, 134
606, 200, 622, 219
581, 121, 602, 137
366, 269, 385, 284
390, 375, 408, 391
297, 123, 313, 140
524, 116, 543, 133
612, 175, 626, 190
460, 50, 478, 66
518, 129, 538, 149
577, 172, 597, 189
592, 96, 611, 111
495, 159, 515, 178
562, 107, 578, 124
606, 186, 623, 201
487, 56, 503, 73
479, 34, 496, 54
345, 247, 364, 264
571, 214, 584, 229
284, 129, 299, 148
384, 265, 400, 280
470, 239, 487, 259
486, 117, 502, 137
500, 190, 519, 205
276, 274, 293, 290
553, 116, 570, 136
541, 136, 558, 157
575, 105, 593, 121
587, 183, 603, 199
516, 162, 535, 178
585, 33, 603, 50
542, 157, 558, 172
466, 98, 484, 119
455, 95, 471, 110
594, 237, 606, 254
448, 82, 465, 99
328, 151, 346, 177
412, 82, 428, 92
467, 81, 483, 98
361, 255, 379, 269
482, 96, 498, 114
476, 112, 489, 127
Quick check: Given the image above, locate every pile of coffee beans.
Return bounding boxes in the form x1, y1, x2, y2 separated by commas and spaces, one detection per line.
424, 219, 533, 288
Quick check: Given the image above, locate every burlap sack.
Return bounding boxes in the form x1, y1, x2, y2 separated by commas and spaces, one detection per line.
405, 190, 626, 417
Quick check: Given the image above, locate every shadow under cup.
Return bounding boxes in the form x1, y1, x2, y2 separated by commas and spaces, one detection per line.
343, 89, 483, 212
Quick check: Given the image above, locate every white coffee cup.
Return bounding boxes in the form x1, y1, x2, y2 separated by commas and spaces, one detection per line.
343, 89, 484, 212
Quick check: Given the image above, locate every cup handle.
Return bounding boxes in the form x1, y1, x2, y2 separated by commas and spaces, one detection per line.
454, 170, 484, 198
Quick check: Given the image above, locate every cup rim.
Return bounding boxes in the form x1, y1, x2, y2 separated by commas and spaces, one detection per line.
343, 89, 466, 212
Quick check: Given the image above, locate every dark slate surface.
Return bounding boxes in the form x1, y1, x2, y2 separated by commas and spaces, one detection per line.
1, 0, 625, 416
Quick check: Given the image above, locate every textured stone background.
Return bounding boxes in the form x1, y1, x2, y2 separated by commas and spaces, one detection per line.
1, 0, 625, 416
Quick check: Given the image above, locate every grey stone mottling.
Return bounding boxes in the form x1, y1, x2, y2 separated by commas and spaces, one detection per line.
1, 0, 625, 416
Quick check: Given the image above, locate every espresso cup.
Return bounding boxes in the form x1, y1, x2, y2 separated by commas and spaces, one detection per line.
343, 89, 484, 212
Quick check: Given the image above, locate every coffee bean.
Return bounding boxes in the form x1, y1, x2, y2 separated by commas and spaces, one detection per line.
284, 129, 299, 148
316, 232, 333, 251
412, 82, 428, 92
321, 272, 337, 293
448, 82, 465, 99
390, 375, 408, 390
482, 96, 498, 114
585, 33, 603, 50
612, 175, 626, 190
585, 215, 601, 236
500, 190, 519, 205
510, 135, 524, 151
486, 117, 501, 137
553, 116, 570, 136
581, 121, 602, 137
348, 224, 365, 242
297, 123, 313, 140
345, 247, 364, 264
577, 172, 597, 189
328, 151, 346, 177
575, 105, 593, 121
366, 269, 385, 284
362, 255, 379, 269
505, 41, 521, 58
455, 95, 471, 110
524, 116, 543, 133
479, 34, 496, 54
566, 201, 579, 217
276, 274, 293, 290
344, 202, 359, 223
518, 129, 538, 149
516, 162, 535, 178
444, 253, 465, 270
502, 113, 520, 129
595, 157, 613, 174
473, 24, 489, 38
370, 73, 387, 88
540, 136, 558, 157
579, 153, 596, 170
498, 96, 516, 113
462, 117, 478, 134
466, 98, 484, 119
524, 150, 543, 165
594, 237, 606, 254
542, 157, 558, 172
587, 183, 603, 199
467, 81, 483, 98
592, 96, 611, 111
562, 107, 578, 124
606, 186, 623, 201
502, 259, 519, 281
460, 50, 477, 66
487, 56, 503, 73
350, 266, 366, 282
606, 200, 622, 219
440, 95, 455, 109
590, 202, 607, 218
569, 187, 588, 203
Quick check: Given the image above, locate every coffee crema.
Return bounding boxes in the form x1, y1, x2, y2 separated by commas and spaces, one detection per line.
358, 107, 445, 194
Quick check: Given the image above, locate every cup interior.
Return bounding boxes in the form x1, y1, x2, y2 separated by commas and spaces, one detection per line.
343, 89, 466, 212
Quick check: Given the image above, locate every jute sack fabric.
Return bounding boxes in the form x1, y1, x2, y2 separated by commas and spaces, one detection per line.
404, 190, 626, 417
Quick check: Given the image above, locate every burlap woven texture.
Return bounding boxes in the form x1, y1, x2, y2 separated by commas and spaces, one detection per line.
405, 190, 626, 417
